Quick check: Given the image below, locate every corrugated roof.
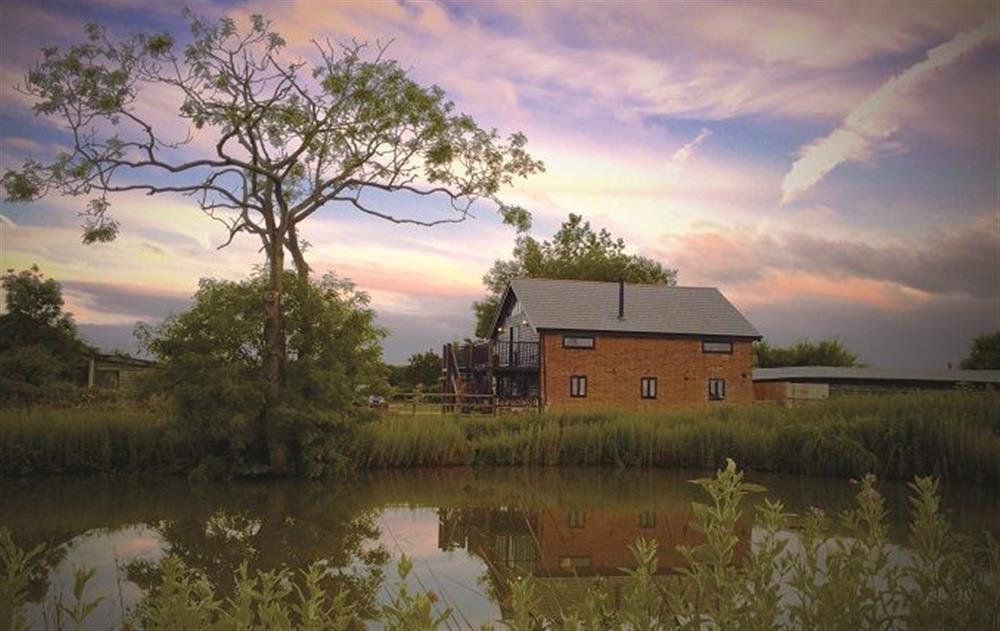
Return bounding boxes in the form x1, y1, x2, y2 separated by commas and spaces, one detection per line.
753, 366, 1000, 384
508, 278, 761, 338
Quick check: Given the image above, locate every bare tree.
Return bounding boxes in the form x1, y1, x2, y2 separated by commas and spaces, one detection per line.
3, 11, 543, 472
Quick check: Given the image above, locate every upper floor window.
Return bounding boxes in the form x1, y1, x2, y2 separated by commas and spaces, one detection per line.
640, 377, 657, 399
563, 335, 595, 349
570, 375, 588, 398
568, 509, 585, 529
702, 340, 733, 354
708, 378, 726, 401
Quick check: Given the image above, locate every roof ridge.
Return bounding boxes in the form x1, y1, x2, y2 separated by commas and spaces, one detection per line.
512, 277, 719, 290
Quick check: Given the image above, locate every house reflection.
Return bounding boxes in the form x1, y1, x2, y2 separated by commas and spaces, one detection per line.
438, 503, 749, 617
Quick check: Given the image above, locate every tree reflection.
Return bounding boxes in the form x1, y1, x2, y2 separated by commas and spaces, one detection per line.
124, 481, 389, 618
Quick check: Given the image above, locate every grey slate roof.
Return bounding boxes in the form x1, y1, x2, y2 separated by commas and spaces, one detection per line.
508, 278, 761, 338
753, 366, 1000, 384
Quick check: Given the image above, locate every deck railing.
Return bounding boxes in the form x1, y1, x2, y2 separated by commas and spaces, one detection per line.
493, 341, 540, 369
447, 341, 540, 371
389, 391, 541, 416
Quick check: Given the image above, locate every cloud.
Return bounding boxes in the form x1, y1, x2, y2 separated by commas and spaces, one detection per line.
670, 128, 712, 166
662, 214, 999, 303
781, 19, 999, 203
743, 293, 999, 368
61, 280, 192, 321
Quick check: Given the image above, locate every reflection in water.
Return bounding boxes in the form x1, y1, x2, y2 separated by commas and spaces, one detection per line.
2, 468, 998, 628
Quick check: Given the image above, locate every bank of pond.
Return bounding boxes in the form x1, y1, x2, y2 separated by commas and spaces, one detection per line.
1, 392, 998, 485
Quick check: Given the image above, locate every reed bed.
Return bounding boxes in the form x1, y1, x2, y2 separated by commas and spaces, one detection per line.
2, 392, 997, 483
352, 392, 1000, 485
0, 405, 199, 476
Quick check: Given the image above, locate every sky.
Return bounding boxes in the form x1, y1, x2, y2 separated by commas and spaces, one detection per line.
0, 1, 997, 367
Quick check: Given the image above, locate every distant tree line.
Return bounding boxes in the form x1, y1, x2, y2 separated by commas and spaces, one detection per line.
960, 331, 1000, 370
0, 266, 93, 405
752, 338, 864, 368
385, 350, 442, 393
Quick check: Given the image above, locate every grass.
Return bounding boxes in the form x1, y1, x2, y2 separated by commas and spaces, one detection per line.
2, 392, 998, 484
0, 404, 199, 476
353, 392, 1000, 485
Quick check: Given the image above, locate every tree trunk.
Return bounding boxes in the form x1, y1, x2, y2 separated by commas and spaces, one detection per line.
262, 239, 289, 475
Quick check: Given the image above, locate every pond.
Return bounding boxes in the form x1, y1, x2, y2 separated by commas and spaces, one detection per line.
2, 468, 998, 629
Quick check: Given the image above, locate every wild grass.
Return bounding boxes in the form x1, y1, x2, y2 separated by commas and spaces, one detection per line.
353, 392, 1000, 485
0, 405, 199, 476
3, 392, 997, 484
3, 461, 998, 629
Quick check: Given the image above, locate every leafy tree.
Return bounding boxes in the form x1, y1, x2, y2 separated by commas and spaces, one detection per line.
752, 338, 863, 368
4, 12, 542, 472
959, 331, 1000, 369
472, 213, 676, 338
0, 266, 92, 403
136, 271, 385, 477
387, 350, 442, 392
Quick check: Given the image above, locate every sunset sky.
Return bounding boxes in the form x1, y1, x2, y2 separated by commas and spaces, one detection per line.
1, 1, 997, 366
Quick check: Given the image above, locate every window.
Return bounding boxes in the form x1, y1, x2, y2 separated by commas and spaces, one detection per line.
563, 335, 595, 349
640, 377, 657, 399
702, 340, 733, 354
708, 378, 726, 401
568, 510, 585, 529
570, 375, 588, 398
638, 510, 656, 529
95, 369, 120, 389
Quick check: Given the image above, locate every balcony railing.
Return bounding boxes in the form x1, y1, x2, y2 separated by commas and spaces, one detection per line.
448, 341, 540, 371
493, 341, 539, 369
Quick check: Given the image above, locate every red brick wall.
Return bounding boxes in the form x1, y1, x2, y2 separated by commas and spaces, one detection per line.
536, 508, 701, 573
540, 332, 754, 410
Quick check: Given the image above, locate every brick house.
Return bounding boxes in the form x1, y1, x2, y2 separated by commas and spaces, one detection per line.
443, 278, 761, 410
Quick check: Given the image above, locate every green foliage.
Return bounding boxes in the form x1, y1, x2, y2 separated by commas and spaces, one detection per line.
473, 213, 676, 338
133, 556, 360, 630
56, 566, 105, 629
0, 405, 198, 476
959, 330, 1000, 369
753, 338, 863, 368
136, 271, 386, 477
0, 266, 92, 405
352, 392, 1000, 485
3, 10, 542, 248
4, 392, 999, 483
0, 528, 48, 631
381, 555, 452, 631
386, 350, 442, 392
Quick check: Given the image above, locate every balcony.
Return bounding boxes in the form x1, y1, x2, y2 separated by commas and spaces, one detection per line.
448, 341, 540, 372
493, 341, 539, 369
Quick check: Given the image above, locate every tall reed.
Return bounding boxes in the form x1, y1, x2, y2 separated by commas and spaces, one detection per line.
0, 405, 199, 476
352, 392, 1000, 485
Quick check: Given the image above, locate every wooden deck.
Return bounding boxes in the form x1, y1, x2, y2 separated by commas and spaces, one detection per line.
442, 341, 541, 403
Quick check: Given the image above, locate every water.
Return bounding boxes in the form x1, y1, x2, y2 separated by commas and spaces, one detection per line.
2, 468, 998, 629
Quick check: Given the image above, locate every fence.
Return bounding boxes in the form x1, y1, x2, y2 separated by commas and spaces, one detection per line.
387, 392, 541, 416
